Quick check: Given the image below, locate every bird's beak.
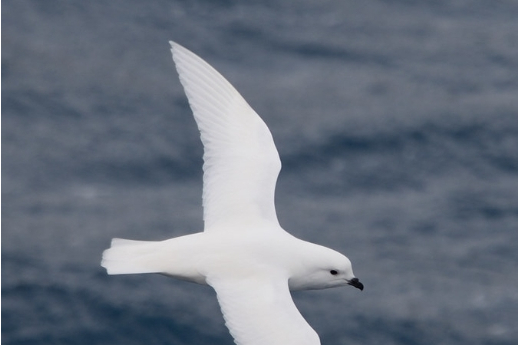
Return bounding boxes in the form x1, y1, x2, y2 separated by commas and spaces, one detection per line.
347, 277, 364, 291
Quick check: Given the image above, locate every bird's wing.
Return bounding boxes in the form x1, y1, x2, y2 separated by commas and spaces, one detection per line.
170, 42, 281, 232
208, 274, 320, 345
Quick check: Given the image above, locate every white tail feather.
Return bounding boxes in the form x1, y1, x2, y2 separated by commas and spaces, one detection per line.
101, 238, 164, 275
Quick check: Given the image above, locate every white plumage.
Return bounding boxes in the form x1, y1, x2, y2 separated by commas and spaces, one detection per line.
101, 41, 363, 345
171, 43, 281, 231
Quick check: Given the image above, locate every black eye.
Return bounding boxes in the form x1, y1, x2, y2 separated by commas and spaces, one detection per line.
330, 270, 338, 275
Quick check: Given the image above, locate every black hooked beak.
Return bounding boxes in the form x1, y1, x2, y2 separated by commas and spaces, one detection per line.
347, 277, 364, 291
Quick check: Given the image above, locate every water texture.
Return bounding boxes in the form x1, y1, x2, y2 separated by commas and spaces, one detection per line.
3, 1, 518, 344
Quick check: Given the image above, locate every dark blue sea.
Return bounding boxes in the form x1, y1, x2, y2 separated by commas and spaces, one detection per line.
3, 1, 518, 344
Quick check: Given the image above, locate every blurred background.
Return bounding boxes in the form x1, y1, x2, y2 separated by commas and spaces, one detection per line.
3, 1, 518, 344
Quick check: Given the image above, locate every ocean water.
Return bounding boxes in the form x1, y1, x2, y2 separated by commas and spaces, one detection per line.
3, 1, 518, 344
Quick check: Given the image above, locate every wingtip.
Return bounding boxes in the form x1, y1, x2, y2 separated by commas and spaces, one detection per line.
169, 41, 177, 54
169, 42, 184, 75
169, 41, 190, 64
169, 41, 187, 54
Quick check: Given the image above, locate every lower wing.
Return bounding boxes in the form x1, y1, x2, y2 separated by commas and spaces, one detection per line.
208, 274, 320, 345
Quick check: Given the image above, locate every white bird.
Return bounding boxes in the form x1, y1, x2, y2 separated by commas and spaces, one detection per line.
101, 41, 363, 345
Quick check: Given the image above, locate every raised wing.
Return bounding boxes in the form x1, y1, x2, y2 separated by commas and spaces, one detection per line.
170, 42, 281, 231
208, 275, 320, 345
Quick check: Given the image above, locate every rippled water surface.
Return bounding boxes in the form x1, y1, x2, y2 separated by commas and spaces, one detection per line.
3, 1, 518, 344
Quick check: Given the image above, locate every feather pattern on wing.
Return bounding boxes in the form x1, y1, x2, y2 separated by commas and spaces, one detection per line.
208, 274, 320, 345
170, 42, 281, 231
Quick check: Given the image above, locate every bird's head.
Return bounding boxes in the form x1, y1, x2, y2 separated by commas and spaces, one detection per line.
288, 244, 363, 291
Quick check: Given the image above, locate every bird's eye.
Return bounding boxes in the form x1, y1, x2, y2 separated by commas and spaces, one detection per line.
330, 270, 338, 275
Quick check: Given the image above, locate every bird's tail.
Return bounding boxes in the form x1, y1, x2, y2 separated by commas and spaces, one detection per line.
101, 238, 164, 275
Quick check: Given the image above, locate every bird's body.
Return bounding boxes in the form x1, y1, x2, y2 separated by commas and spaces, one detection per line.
101, 42, 362, 345
104, 228, 354, 290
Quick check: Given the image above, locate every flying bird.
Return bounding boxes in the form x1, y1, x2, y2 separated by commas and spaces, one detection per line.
101, 41, 363, 345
